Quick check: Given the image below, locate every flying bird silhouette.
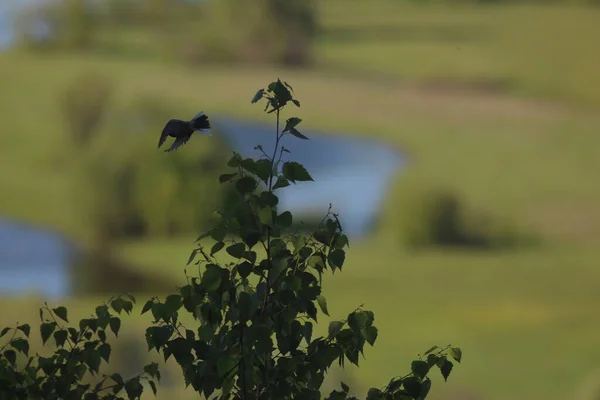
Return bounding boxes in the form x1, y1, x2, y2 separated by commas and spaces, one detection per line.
158, 112, 211, 152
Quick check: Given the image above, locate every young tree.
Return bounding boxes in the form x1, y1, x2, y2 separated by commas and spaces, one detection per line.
144, 79, 462, 399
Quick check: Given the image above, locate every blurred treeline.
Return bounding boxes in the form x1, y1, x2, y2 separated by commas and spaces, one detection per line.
14, 0, 318, 67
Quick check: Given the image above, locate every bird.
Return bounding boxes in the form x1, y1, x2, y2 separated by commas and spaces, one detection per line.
158, 112, 212, 152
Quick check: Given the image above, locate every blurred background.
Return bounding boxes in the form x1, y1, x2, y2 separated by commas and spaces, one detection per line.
1, 0, 600, 398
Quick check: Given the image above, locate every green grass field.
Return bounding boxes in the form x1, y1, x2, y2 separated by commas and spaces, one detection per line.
2, 1, 600, 399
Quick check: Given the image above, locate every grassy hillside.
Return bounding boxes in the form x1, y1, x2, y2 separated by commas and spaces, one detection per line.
2, 1, 600, 399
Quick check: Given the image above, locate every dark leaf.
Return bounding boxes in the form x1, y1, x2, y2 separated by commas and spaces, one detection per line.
236, 176, 257, 194
226, 243, 246, 258
282, 162, 313, 183
109, 317, 121, 337
0, 327, 10, 338
53, 330, 68, 348
450, 347, 462, 363
361, 326, 378, 346
3, 349, 16, 366
289, 127, 309, 140
124, 379, 144, 400
98, 343, 111, 363
217, 355, 237, 378
283, 117, 302, 133
292, 99, 301, 107
219, 173, 237, 183
411, 360, 430, 379
16, 324, 30, 338
424, 345, 439, 355
440, 359, 454, 381
53, 306, 68, 323
165, 295, 182, 314
141, 300, 154, 315
277, 211, 293, 228
403, 377, 422, 398
201, 265, 222, 292
187, 249, 198, 266
211, 241, 225, 255
328, 249, 346, 270
40, 322, 57, 345
341, 382, 349, 393
419, 378, 432, 399
273, 176, 290, 190
237, 261, 253, 279
316, 295, 329, 316
366, 388, 383, 400
328, 321, 344, 338
10, 338, 29, 356
149, 380, 158, 396
254, 159, 272, 182
251, 89, 265, 103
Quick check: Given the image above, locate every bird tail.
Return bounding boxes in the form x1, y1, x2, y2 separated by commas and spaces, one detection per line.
191, 112, 212, 136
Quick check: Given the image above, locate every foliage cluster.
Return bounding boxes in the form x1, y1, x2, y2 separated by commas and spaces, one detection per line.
14, 0, 318, 67
0, 79, 462, 399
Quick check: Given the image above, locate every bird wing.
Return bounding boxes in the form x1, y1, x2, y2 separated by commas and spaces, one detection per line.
159, 119, 177, 148
165, 135, 191, 152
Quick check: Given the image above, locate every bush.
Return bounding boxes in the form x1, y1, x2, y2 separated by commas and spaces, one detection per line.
61, 72, 114, 149
15, 0, 97, 51
73, 94, 232, 242
173, 0, 317, 67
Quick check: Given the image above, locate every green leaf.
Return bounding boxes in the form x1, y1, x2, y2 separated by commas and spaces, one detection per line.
0, 327, 10, 338
292, 99, 301, 107
289, 127, 309, 140
141, 300, 154, 315
165, 295, 182, 314
227, 153, 242, 167
53, 306, 68, 323
304, 321, 313, 344
316, 295, 329, 316
258, 206, 273, 226
273, 176, 290, 190
236, 176, 257, 194
424, 345, 439, 355
144, 362, 159, 378
282, 162, 313, 183
10, 338, 29, 356
217, 355, 237, 378
254, 159, 272, 182
450, 347, 462, 363
109, 317, 121, 337
361, 326, 378, 346
237, 261, 253, 279
187, 249, 199, 265
201, 265, 222, 292
3, 349, 16, 366
328, 249, 345, 270
211, 241, 225, 255
403, 376, 422, 398
53, 330, 68, 348
226, 243, 246, 258
440, 359, 454, 381
251, 89, 265, 103
219, 173, 237, 183
98, 343, 111, 363
149, 380, 158, 396
17, 324, 30, 338
341, 382, 349, 393
419, 378, 432, 400
40, 322, 57, 345
328, 321, 344, 338
210, 227, 228, 242
283, 117, 302, 133
124, 379, 144, 400
277, 211, 293, 228
411, 360, 430, 379
366, 388, 383, 400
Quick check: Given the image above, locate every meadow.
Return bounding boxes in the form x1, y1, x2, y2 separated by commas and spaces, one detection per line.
2, 1, 600, 399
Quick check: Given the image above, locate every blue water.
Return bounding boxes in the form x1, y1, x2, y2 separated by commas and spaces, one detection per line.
0, 218, 72, 298
212, 117, 403, 237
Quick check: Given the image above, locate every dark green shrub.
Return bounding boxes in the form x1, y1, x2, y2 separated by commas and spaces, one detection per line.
75, 95, 232, 242
15, 0, 96, 51
61, 72, 114, 149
